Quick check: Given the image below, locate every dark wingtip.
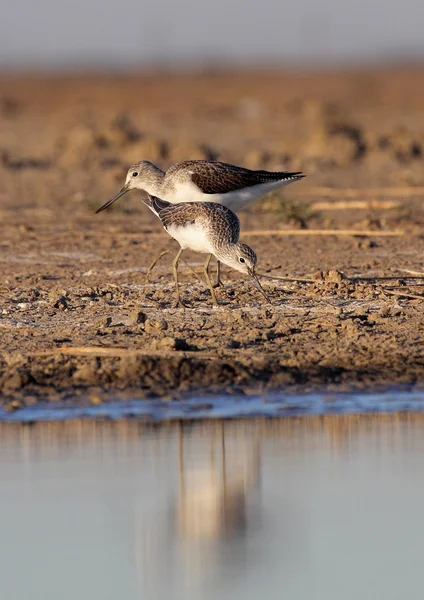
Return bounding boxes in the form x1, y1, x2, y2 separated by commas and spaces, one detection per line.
284, 171, 305, 180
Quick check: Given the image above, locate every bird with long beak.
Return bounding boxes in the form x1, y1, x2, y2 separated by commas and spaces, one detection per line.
96, 159, 304, 286
140, 195, 270, 308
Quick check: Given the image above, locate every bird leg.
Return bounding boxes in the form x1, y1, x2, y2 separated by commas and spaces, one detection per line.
145, 237, 176, 281
146, 249, 170, 280
172, 247, 188, 308
213, 260, 225, 288
146, 239, 202, 283
204, 254, 220, 307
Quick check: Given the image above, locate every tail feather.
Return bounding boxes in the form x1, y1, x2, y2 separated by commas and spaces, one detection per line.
254, 170, 305, 183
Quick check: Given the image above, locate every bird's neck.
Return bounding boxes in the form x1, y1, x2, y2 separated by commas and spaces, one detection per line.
142, 164, 165, 196
215, 245, 239, 272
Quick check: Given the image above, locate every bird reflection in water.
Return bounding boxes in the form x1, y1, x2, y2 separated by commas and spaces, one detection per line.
134, 421, 262, 598
176, 422, 261, 544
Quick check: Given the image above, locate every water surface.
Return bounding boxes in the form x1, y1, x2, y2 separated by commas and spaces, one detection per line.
1, 415, 424, 599
2, 389, 424, 422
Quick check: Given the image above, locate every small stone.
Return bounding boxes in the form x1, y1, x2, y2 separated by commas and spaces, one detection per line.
378, 306, 392, 318
325, 269, 347, 283
5, 399, 23, 412
131, 310, 147, 325
89, 394, 103, 405
311, 270, 324, 281
356, 238, 377, 250
228, 339, 241, 348
3, 374, 23, 391
145, 319, 168, 333
53, 296, 68, 310
174, 338, 190, 351
157, 336, 176, 350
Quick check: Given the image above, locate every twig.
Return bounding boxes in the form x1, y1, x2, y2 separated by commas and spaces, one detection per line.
349, 275, 424, 281
398, 269, 424, 277
310, 200, 399, 211
383, 286, 424, 293
381, 289, 424, 301
256, 272, 314, 283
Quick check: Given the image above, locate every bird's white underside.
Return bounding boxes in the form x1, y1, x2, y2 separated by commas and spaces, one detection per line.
165, 178, 297, 211
166, 223, 215, 254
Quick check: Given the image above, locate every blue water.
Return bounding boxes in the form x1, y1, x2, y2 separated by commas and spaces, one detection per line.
2, 389, 424, 422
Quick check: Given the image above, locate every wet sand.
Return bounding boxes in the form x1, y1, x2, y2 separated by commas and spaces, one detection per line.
1, 68, 424, 405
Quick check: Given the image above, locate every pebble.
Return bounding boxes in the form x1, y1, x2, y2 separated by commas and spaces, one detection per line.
5, 399, 23, 412
157, 336, 176, 350
145, 319, 168, 333
131, 310, 147, 325
53, 296, 68, 310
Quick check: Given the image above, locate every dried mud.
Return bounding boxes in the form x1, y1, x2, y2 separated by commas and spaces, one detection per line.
1, 68, 424, 406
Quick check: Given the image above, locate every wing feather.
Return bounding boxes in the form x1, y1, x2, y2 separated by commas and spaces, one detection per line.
167, 160, 304, 195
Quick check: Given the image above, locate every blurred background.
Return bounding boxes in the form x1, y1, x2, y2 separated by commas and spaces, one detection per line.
1, 0, 424, 70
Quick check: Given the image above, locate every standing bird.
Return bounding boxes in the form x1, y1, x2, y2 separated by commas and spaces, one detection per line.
96, 159, 305, 285
140, 195, 270, 308
97, 159, 305, 213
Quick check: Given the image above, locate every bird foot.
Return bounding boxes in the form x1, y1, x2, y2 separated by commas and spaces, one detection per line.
213, 279, 225, 289
174, 298, 189, 309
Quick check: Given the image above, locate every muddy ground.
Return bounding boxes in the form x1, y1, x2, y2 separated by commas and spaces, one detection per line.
1, 68, 424, 407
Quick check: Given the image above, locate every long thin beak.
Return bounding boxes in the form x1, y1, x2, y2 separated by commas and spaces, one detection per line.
95, 183, 130, 214
249, 269, 272, 303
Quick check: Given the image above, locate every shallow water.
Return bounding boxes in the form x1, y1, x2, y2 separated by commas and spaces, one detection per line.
1, 415, 424, 600
2, 389, 424, 422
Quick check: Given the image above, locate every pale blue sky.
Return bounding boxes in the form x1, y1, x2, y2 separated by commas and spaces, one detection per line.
1, 0, 424, 69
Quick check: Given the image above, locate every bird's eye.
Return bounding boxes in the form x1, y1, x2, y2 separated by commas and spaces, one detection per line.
132, 172, 138, 177
239, 257, 245, 264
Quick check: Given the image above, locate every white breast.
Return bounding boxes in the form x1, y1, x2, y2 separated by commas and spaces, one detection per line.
163, 179, 296, 211
166, 223, 214, 254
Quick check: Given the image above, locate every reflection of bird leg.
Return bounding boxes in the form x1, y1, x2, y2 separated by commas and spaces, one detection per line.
221, 421, 227, 493
179, 421, 185, 496
252, 438, 261, 489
